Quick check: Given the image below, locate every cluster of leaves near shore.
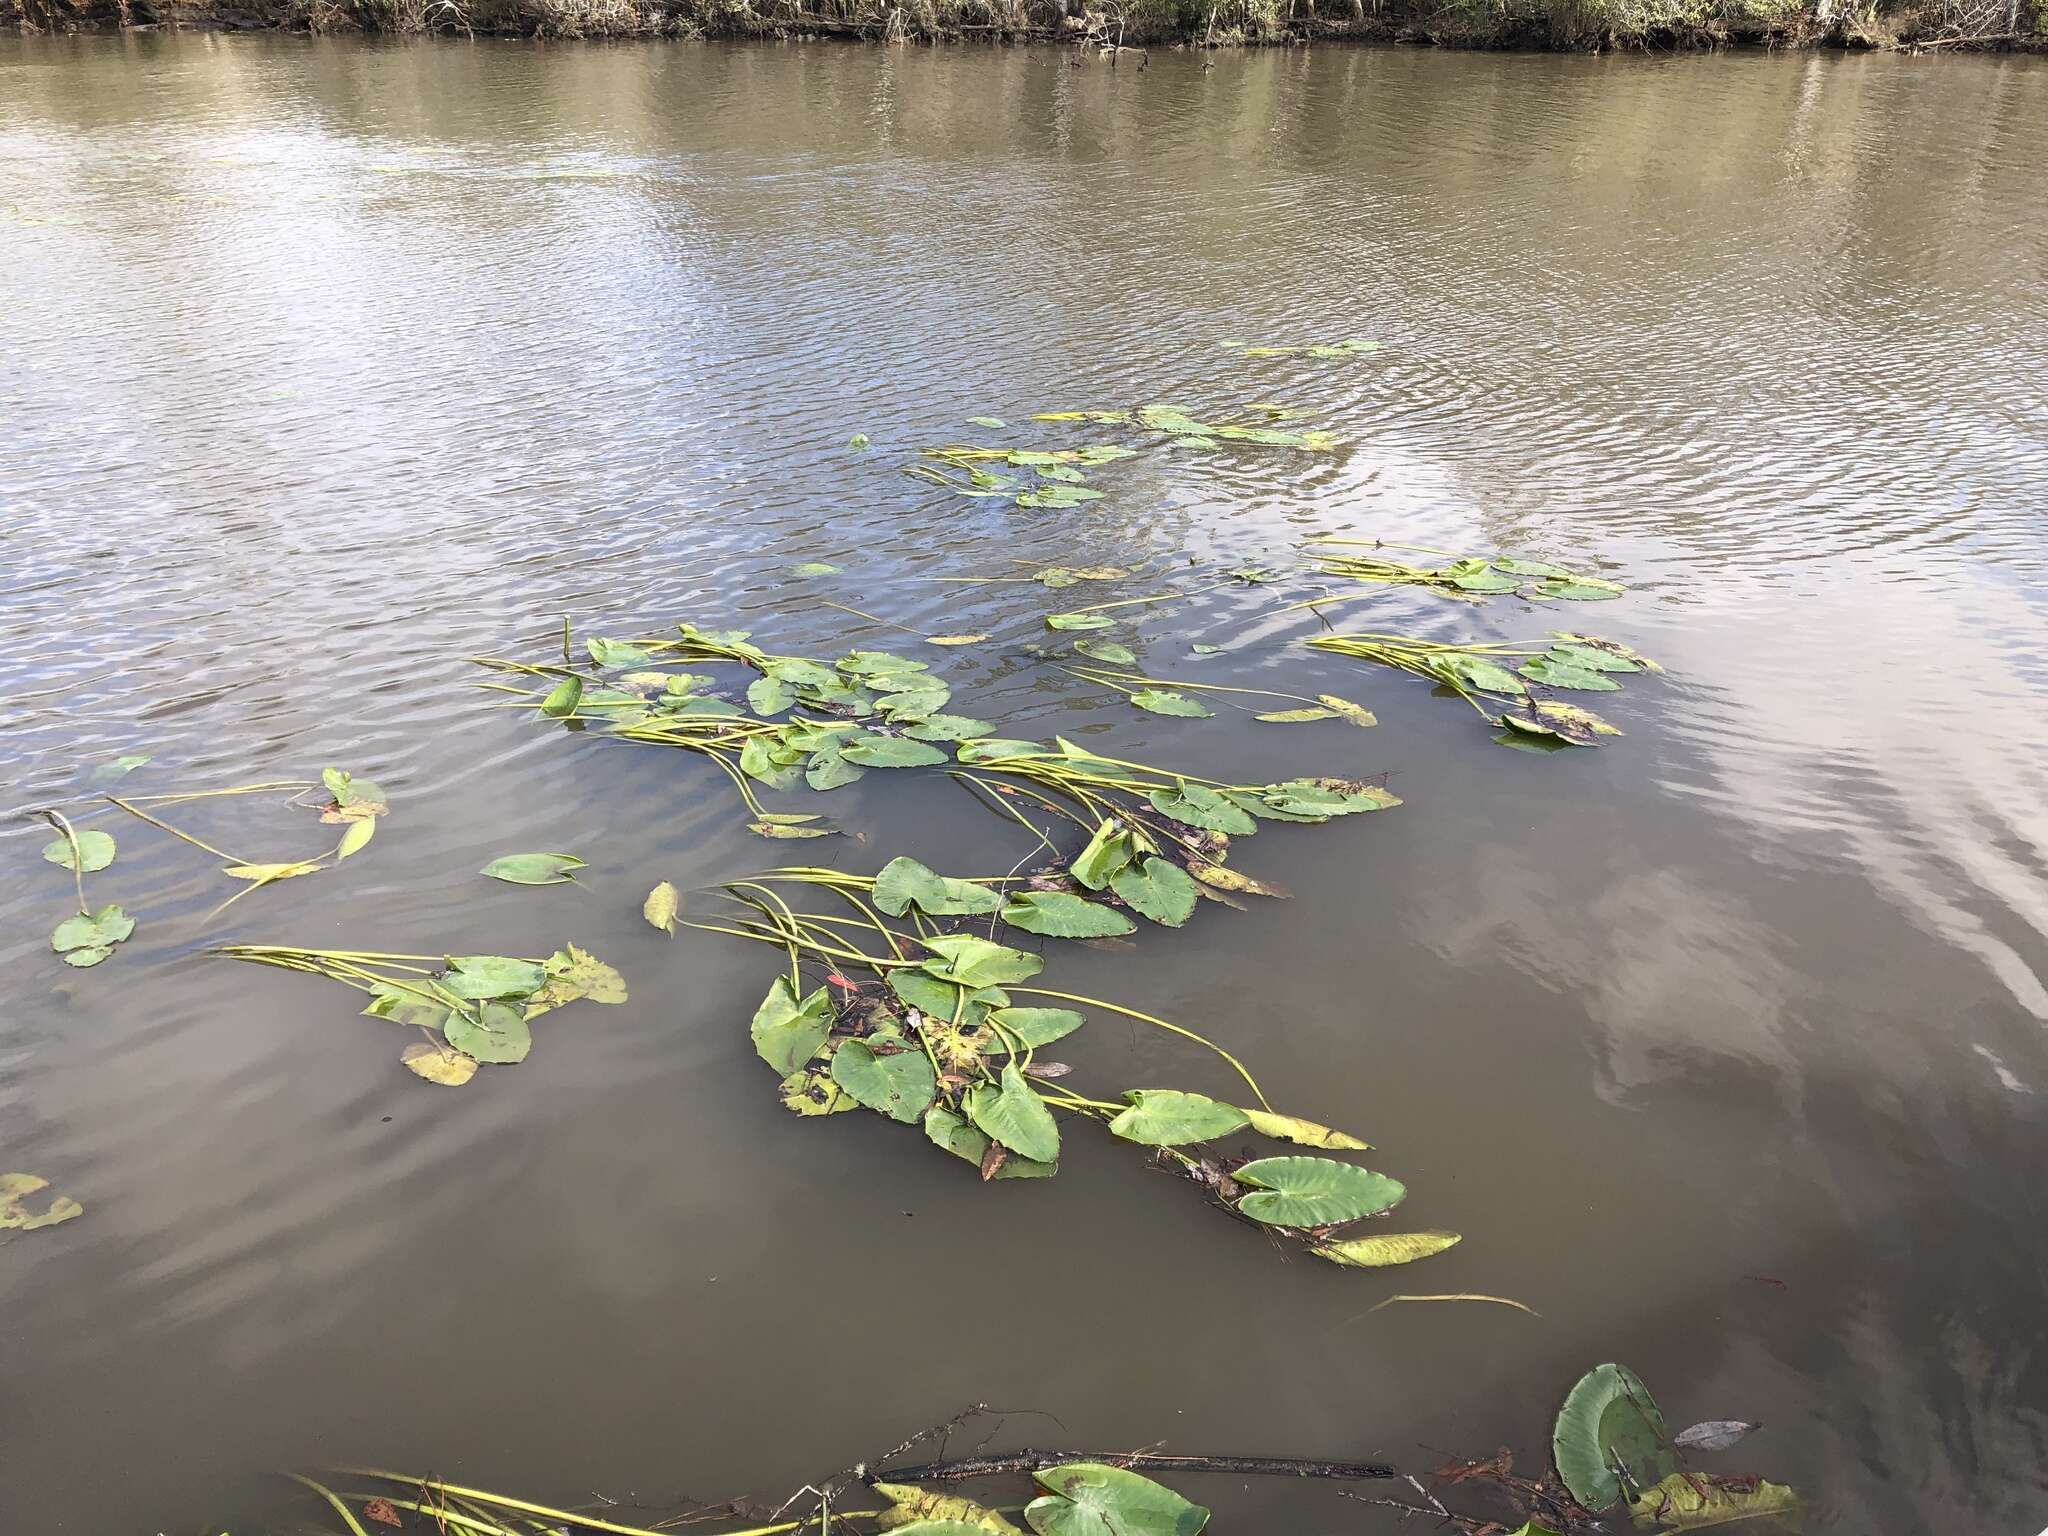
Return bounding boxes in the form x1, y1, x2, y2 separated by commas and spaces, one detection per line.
1309, 632, 1662, 749
903, 401, 1337, 509
216, 942, 625, 1086
681, 865, 1449, 1272
38, 769, 391, 974
1305, 538, 1627, 604
289, 1363, 1797, 1536
1546, 1363, 1797, 1531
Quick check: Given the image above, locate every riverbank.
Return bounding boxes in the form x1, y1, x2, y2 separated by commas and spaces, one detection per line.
6, 0, 2043, 51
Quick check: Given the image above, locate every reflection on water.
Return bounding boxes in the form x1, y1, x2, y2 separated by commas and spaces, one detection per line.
2, 34, 2046, 1536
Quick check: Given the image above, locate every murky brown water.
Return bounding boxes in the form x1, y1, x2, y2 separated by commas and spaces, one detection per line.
3, 33, 2047, 1535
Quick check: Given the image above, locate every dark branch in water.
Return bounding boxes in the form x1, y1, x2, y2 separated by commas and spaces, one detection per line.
873, 1447, 1400, 1483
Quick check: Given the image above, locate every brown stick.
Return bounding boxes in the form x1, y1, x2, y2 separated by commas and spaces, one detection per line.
874, 1448, 1399, 1483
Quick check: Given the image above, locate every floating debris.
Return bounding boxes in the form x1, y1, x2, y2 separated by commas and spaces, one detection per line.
103, 770, 390, 911
1220, 337, 1381, 360
1308, 631, 1661, 748
0, 1173, 82, 1232
1304, 538, 1626, 606
216, 941, 625, 1086
643, 880, 679, 934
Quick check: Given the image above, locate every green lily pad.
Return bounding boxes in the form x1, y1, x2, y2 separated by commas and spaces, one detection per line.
873, 856, 1002, 918
921, 935, 1043, 989
965, 1062, 1060, 1163
1231, 1156, 1406, 1227
750, 975, 833, 1074
1001, 891, 1135, 939
441, 956, 546, 1001
444, 1002, 532, 1065
41, 829, 115, 872
1109, 858, 1198, 927
830, 1039, 936, 1124
1024, 1462, 1209, 1536
840, 734, 948, 768
1109, 1090, 1249, 1147
1130, 690, 1212, 718
479, 852, 586, 885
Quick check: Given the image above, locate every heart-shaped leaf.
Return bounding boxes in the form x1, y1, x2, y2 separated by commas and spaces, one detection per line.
1001, 891, 1134, 939
1130, 689, 1212, 718
1108, 1090, 1249, 1146
751, 976, 833, 1074
41, 829, 115, 872
1109, 859, 1197, 927
831, 1039, 936, 1124
479, 852, 586, 885
1024, 1463, 1208, 1536
873, 856, 1002, 918
1232, 1156, 1406, 1227
444, 1002, 532, 1064
965, 1062, 1060, 1163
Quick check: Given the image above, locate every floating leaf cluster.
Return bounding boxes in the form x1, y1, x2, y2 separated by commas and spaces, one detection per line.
1309, 631, 1661, 749
217, 941, 626, 1087
1307, 539, 1626, 604
37, 809, 135, 970
688, 865, 1449, 1271
1552, 1363, 1798, 1530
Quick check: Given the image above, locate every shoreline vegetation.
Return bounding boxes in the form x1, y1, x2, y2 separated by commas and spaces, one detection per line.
5, 0, 2043, 53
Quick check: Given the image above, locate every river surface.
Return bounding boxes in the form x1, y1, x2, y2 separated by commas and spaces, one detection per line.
3, 33, 2047, 1536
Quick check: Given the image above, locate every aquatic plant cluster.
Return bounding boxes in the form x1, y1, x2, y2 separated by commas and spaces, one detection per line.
13, 336, 1792, 1536
282, 1363, 1796, 1534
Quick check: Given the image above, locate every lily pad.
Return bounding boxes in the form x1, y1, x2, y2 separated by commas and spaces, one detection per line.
1074, 639, 1137, 666
1148, 783, 1256, 836
1108, 859, 1198, 927
41, 829, 115, 872
1311, 1231, 1461, 1268
1046, 613, 1115, 632
441, 955, 546, 1001
1130, 690, 1212, 718
924, 1106, 1058, 1180
965, 1062, 1060, 1163
1001, 891, 1135, 939
751, 975, 833, 1074
1241, 1109, 1368, 1150
831, 1039, 936, 1124
480, 852, 586, 885
1519, 657, 1621, 691
400, 1041, 479, 1086
644, 881, 679, 934
982, 1006, 1084, 1052
922, 935, 1043, 989
1553, 1363, 1676, 1512
0, 1173, 84, 1231
841, 734, 948, 768
90, 754, 151, 782
1232, 1156, 1406, 1227
1024, 1463, 1208, 1536
874, 856, 1002, 919
779, 1064, 858, 1116
444, 1002, 532, 1065
1108, 1090, 1249, 1146
1627, 1473, 1798, 1530
51, 904, 134, 959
